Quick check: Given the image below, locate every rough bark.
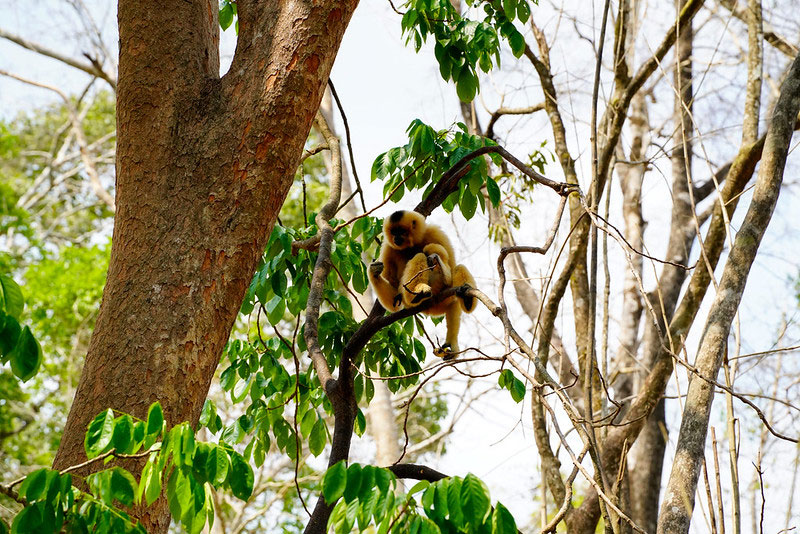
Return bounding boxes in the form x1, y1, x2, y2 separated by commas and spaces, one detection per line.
657, 52, 800, 534
52, 2, 357, 532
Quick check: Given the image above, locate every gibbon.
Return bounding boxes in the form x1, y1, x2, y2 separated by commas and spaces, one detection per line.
368, 210, 476, 358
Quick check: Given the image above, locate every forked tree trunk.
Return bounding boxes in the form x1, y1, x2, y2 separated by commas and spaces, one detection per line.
52, 1, 358, 532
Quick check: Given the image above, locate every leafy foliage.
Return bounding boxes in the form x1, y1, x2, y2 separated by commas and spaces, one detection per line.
400, 0, 535, 101
219, 0, 239, 33
323, 462, 519, 534
8, 402, 253, 534
212, 217, 437, 470
371, 119, 502, 219
0, 91, 115, 256
0, 274, 42, 382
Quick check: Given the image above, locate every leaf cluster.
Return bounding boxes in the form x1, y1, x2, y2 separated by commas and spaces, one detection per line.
322, 462, 518, 534
497, 369, 525, 403
372, 120, 502, 219
6, 402, 254, 534
401, 0, 533, 102
218, 0, 238, 33
0, 274, 42, 382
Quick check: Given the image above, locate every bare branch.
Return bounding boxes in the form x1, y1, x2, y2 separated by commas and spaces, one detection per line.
0, 27, 116, 89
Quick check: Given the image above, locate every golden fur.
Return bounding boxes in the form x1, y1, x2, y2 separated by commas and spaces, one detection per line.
368, 210, 476, 358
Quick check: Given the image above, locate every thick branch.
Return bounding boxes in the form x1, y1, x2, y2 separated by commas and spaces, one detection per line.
415, 145, 574, 216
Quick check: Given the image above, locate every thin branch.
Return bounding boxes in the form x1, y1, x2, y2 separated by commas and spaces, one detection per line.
485, 102, 545, 139
327, 79, 367, 213
0, 69, 115, 211
718, 0, 799, 58
0, 27, 117, 89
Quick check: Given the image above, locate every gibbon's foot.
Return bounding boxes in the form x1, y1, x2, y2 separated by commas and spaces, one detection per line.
369, 261, 384, 277
410, 284, 433, 304
456, 284, 475, 311
392, 293, 403, 308
433, 344, 457, 360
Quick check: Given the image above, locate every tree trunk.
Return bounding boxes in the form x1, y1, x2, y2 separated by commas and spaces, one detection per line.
630, 2, 695, 528
657, 51, 800, 534
52, 1, 358, 532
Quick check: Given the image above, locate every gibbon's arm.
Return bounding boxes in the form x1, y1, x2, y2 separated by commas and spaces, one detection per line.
452, 264, 477, 313
421, 225, 456, 271
369, 261, 403, 311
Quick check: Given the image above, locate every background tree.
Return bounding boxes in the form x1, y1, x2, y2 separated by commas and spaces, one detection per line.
1, 1, 800, 533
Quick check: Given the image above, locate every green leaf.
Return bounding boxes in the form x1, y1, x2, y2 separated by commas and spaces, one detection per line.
456, 68, 478, 102
344, 463, 363, 502
351, 217, 369, 239
143, 461, 162, 506
0, 274, 24, 318
322, 461, 347, 504
271, 270, 287, 297
85, 409, 115, 458
147, 402, 164, 437
498, 368, 510, 388
167, 470, 190, 520
459, 189, 478, 220
20, 469, 48, 501
265, 295, 285, 326
110, 468, 136, 505
374, 467, 393, 494
486, 177, 501, 206
492, 502, 517, 533
354, 409, 367, 437
0, 314, 21, 356
112, 415, 134, 453
502, 0, 517, 21
199, 400, 215, 429
507, 28, 525, 58
228, 452, 254, 501
219, 3, 234, 30
460, 473, 491, 527
446, 479, 464, 528
517, 1, 531, 22
408, 480, 430, 495
11, 504, 41, 533
9, 326, 41, 382
309, 417, 327, 456
206, 445, 230, 486
510, 376, 526, 403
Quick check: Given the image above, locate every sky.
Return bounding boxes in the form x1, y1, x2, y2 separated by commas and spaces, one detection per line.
2, 1, 800, 532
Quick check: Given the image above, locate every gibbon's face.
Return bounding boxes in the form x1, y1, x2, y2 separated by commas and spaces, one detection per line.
385, 210, 423, 249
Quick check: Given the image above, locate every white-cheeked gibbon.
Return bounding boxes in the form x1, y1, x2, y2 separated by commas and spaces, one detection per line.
368, 210, 476, 358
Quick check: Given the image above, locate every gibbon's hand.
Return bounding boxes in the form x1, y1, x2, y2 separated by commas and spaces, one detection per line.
369, 261, 384, 277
